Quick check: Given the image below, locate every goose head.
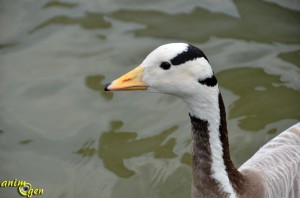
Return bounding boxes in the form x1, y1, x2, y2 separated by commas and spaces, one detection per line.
105, 43, 219, 114
105, 43, 217, 95
105, 44, 237, 196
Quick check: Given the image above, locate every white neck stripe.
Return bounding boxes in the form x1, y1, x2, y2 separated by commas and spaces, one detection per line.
184, 89, 237, 197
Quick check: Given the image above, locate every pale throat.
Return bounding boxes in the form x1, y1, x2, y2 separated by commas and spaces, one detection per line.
183, 87, 220, 124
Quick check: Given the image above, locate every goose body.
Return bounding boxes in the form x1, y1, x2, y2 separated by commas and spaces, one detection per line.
104, 43, 300, 198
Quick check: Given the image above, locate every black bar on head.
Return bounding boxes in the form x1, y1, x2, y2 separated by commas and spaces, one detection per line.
171, 44, 209, 66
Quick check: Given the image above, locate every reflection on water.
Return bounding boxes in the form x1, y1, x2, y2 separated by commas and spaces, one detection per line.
30, 11, 111, 34
76, 120, 178, 178
110, 0, 300, 44
75, 138, 97, 157
98, 120, 177, 178
180, 153, 192, 166
278, 49, 300, 68
85, 74, 113, 100
19, 139, 33, 145
0, 0, 300, 197
111, 165, 191, 198
43, 0, 78, 9
0, 43, 18, 49
217, 67, 300, 131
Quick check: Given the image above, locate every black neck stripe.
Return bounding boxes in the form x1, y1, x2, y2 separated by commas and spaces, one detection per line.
198, 75, 217, 87
170, 44, 208, 66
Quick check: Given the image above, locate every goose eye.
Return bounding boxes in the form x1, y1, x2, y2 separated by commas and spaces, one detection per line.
160, 62, 171, 70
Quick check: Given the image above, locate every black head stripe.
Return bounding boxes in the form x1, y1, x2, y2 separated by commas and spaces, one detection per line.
170, 44, 209, 66
198, 75, 217, 87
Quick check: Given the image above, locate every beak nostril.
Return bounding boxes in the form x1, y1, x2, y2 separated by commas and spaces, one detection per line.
123, 78, 132, 82
104, 82, 112, 91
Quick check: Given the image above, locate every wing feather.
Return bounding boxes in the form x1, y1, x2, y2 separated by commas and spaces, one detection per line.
239, 123, 300, 198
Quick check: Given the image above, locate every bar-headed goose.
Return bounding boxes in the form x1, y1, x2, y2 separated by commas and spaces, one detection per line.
104, 43, 300, 198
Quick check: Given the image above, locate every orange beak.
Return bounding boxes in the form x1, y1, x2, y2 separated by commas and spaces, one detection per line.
104, 66, 148, 91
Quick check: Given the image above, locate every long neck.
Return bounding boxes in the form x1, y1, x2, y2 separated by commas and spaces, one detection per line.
185, 92, 244, 198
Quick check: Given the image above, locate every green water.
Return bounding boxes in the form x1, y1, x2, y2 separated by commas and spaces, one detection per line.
0, 0, 299, 197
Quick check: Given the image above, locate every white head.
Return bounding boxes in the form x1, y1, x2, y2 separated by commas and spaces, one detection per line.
105, 43, 220, 116
141, 43, 217, 96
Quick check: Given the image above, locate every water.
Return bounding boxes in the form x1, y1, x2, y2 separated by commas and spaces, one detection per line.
0, 0, 299, 197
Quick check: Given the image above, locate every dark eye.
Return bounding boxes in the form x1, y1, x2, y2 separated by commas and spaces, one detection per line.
160, 62, 171, 70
